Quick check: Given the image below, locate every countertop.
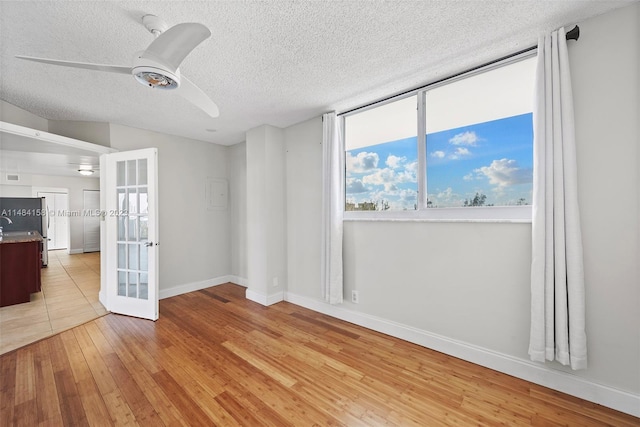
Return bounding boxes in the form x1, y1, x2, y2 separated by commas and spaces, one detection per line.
0, 230, 43, 244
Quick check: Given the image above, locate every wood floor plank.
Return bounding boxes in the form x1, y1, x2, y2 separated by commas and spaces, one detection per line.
13, 347, 35, 406
47, 334, 89, 426
60, 330, 113, 426
33, 340, 63, 425
1, 283, 638, 426
0, 352, 17, 425
95, 316, 188, 426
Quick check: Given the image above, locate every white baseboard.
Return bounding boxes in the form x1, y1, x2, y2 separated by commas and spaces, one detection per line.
228, 275, 248, 287
67, 248, 84, 254
159, 275, 236, 300
246, 288, 284, 306
284, 291, 640, 418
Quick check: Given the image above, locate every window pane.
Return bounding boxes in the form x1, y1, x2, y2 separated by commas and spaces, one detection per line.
127, 160, 137, 186
128, 272, 138, 298
117, 215, 126, 241
127, 215, 137, 241
139, 188, 148, 214
425, 58, 535, 208
117, 161, 126, 186
139, 273, 148, 300
118, 271, 126, 296
128, 189, 137, 214
138, 159, 147, 185
117, 188, 126, 212
128, 243, 138, 270
118, 244, 126, 269
345, 95, 418, 211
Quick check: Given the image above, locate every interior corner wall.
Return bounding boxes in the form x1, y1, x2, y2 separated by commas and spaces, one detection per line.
245, 125, 286, 303
565, 0, 639, 393
108, 123, 231, 293
285, 117, 324, 301
227, 142, 248, 282
283, 1, 640, 409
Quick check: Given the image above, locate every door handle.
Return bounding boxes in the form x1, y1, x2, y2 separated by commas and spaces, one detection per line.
145, 241, 153, 247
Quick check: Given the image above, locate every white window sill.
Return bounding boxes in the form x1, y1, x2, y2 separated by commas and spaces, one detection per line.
343, 206, 532, 223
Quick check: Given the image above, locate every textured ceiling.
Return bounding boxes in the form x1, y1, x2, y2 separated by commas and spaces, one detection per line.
0, 1, 635, 146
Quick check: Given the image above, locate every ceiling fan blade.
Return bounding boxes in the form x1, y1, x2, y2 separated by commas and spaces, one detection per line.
15, 55, 132, 74
142, 23, 211, 71
176, 76, 219, 118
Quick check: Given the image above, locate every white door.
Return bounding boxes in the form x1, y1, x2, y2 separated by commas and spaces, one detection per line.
103, 148, 159, 320
38, 191, 69, 250
83, 190, 100, 252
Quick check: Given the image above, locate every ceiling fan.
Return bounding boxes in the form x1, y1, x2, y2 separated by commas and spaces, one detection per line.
16, 15, 219, 118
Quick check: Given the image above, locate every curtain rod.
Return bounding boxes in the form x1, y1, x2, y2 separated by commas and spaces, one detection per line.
338, 25, 580, 117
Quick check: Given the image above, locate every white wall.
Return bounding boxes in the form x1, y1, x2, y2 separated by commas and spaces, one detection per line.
285, 117, 323, 301
566, 1, 639, 392
282, 3, 639, 413
109, 124, 230, 293
227, 142, 247, 281
0, 184, 31, 197
245, 125, 286, 304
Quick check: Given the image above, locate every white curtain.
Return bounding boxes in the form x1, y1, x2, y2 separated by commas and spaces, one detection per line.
321, 112, 344, 304
529, 27, 587, 370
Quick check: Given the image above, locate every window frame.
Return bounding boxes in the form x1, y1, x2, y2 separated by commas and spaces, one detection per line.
341, 52, 535, 223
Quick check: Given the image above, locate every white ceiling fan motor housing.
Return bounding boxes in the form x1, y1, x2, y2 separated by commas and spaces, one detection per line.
132, 55, 181, 90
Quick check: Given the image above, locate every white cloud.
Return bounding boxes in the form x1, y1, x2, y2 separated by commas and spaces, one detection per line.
431, 150, 445, 158
397, 170, 416, 183
386, 154, 406, 169
346, 151, 379, 173
449, 131, 479, 146
404, 161, 418, 174
362, 168, 396, 185
449, 147, 472, 160
425, 187, 468, 208
474, 158, 532, 188
346, 178, 368, 194
437, 187, 455, 200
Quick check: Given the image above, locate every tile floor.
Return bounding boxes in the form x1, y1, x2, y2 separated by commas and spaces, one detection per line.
0, 250, 107, 355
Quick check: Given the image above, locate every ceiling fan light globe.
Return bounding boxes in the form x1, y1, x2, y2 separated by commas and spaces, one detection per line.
132, 66, 179, 90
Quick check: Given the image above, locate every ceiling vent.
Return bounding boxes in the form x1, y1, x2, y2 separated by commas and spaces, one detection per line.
6, 174, 19, 181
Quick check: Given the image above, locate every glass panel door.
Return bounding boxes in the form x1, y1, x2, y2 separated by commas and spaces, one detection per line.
104, 148, 158, 320
116, 159, 149, 300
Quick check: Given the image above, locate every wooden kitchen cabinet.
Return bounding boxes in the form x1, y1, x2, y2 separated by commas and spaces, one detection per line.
0, 233, 43, 307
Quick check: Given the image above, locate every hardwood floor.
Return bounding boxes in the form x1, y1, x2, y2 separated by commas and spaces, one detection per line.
1, 283, 638, 426
0, 251, 106, 355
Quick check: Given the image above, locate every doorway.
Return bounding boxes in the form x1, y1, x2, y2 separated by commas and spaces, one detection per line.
83, 189, 100, 252
37, 190, 69, 250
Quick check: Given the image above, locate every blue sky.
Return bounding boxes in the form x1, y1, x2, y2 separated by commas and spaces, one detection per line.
345, 113, 533, 210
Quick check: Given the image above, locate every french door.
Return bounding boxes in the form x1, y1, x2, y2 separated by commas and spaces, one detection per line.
102, 148, 159, 320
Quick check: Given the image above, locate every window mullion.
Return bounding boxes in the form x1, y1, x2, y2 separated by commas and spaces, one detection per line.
417, 91, 427, 210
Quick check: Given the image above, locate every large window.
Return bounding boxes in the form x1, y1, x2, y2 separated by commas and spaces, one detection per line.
345, 95, 418, 211
343, 56, 536, 220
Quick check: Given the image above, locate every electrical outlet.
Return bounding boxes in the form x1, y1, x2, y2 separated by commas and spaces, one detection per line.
351, 290, 359, 304
273, 277, 278, 287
